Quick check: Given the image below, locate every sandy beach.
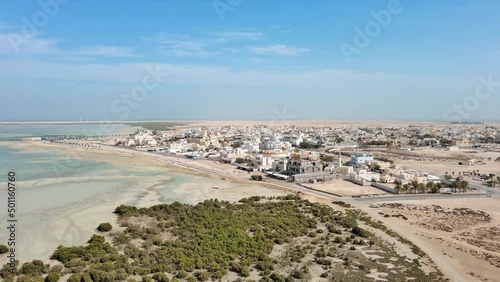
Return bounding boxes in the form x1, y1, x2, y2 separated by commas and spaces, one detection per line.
0, 141, 287, 265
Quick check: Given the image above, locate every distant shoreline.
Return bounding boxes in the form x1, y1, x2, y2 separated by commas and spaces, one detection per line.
0, 121, 193, 125
1, 120, 499, 125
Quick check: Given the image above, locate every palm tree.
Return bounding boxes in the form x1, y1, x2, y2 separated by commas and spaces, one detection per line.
410, 180, 419, 194
403, 184, 410, 194
418, 183, 426, 194
461, 180, 469, 193
426, 182, 434, 194
436, 183, 443, 194
395, 182, 402, 194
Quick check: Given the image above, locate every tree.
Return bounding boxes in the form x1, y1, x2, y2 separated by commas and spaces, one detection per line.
20, 260, 49, 277
410, 180, 419, 194
372, 163, 381, 172
0, 245, 8, 255
417, 183, 426, 194
97, 223, 113, 232
436, 182, 443, 190
45, 273, 61, 282
460, 180, 469, 193
395, 183, 402, 194
251, 175, 263, 181
426, 182, 434, 194
403, 184, 410, 194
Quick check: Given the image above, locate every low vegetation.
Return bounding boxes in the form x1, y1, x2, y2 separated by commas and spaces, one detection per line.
0, 245, 9, 255
96, 223, 113, 233
1, 196, 444, 282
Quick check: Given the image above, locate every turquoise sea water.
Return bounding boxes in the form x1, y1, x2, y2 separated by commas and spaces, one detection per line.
0, 123, 138, 139
0, 124, 283, 263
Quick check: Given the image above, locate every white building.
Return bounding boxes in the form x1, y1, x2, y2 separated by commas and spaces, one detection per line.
351, 169, 381, 182
350, 152, 374, 167
243, 141, 260, 153
259, 140, 282, 151
254, 155, 274, 171
291, 137, 303, 147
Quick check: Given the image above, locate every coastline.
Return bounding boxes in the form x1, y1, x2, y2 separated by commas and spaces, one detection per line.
3, 140, 299, 194
0, 141, 289, 265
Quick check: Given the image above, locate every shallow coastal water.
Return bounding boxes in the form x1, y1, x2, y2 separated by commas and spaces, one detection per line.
0, 142, 285, 264
0, 123, 138, 139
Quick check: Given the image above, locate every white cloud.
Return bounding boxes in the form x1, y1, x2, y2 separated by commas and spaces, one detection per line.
247, 45, 309, 56
144, 33, 204, 51
170, 49, 218, 57
269, 26, 292, 33
143, 32, 212, 57
211, 31, 264, 42
0, 32, 136, 59
0, 32, 59, 55
0, 22, 15, 31
72, 46, 136, 58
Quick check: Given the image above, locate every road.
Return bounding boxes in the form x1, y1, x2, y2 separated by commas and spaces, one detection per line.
58, 140, 500, 205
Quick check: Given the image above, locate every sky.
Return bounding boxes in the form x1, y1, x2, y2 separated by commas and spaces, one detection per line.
0, 0, 499, 122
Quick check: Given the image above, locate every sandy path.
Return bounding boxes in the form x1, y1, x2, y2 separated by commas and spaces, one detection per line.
354, 198, 500, 282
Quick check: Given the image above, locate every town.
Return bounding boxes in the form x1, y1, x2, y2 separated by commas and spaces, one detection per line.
88, 122, 500, 197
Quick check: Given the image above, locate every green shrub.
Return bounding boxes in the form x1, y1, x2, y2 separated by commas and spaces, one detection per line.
176, 270, 188, 279
97, 223, 113, 232
17, 276, 34, 282
351, 226, 369, 238
44, 272, 61, 282
48, 265, 63, 274
20, 260, 49, 277
0, 245, 9, 254
290, 269, 304, 279
153, 273, 169, 282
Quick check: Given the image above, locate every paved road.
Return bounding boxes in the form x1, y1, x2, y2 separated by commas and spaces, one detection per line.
353, 192, 497, 203
69, 141, 500, 205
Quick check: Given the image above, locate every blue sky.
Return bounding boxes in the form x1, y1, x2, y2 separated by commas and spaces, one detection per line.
0, 0, 499, 121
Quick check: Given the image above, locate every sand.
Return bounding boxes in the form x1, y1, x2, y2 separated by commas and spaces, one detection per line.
0, 141, 286, 265
304, 179, 386, 196
355, 198, 500, 281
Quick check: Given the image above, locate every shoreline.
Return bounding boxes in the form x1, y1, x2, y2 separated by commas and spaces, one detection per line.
3, 140, 300, 195
0, 141, 290, 265
3, 140, 497, 280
